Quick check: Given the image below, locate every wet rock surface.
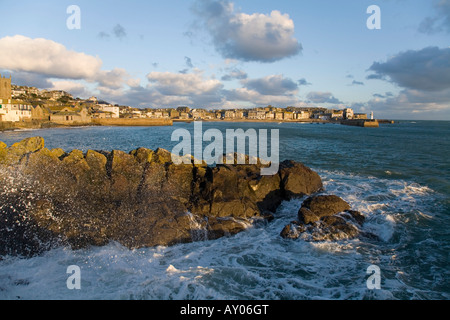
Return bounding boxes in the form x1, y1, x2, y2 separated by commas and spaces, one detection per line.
280, 195, 367, 241
0, 137, 326, 257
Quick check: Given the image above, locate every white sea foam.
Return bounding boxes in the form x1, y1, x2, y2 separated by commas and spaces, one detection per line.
0, 170, 447, 300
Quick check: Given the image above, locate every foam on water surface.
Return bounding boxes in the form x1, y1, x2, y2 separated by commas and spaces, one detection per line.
0, 169, 448, 300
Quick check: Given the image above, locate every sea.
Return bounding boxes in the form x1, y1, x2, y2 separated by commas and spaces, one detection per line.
0, 120, 448, 300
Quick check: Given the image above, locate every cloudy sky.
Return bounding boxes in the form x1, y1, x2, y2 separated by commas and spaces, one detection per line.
0, 0, 449, 120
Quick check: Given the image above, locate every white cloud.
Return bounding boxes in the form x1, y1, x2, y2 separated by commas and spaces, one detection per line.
366, 46, 450, 118
243, 75, 299, 96
0, 35, 135, 97
367, 47, 450, 92
192, 0, 302, 62
225, 88, 299, 106
306, 91, 343, 104
221, 74, 301, 107
0, 35, 102, 80
49, 80, 90, 97
146, 71, 223, 96
95, 68, 130, 89
0, 35, 305, 109
221, 68, 248, 81
368, 88, 450, 114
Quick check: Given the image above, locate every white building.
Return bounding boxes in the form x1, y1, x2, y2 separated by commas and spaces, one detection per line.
12, 89, 26, 97
296, 111, 310, 120
266, 112, 275, 120
343, 108, 354, 120
132, 110, 144, 118
88, 96, 99, 104
98, 105, 120, 118
0, 101, 32, 122
153, 111, 163, 118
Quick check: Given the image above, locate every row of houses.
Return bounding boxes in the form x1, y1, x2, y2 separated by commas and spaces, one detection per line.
116, 105, 371, 121
118, 106, 313, 121
0, 97, 370, 124
11, 85, 74, 101
0, 100, 90, 124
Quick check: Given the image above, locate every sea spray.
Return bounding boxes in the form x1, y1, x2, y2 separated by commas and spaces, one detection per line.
186, 213, 209, 242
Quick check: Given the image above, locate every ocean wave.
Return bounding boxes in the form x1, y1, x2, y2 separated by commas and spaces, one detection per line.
0, 170, 448, 300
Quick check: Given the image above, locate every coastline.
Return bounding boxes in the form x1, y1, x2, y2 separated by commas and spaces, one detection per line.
174, 118, 394, 127
0, 118, 173, 132
0, 117, 394, 132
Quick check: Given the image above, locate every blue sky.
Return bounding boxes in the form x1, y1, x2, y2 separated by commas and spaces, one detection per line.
0, 0, 449, 120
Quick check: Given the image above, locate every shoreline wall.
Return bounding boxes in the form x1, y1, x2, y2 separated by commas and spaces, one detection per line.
340, 119, 380, 128
0, 118, 173, 131
1, 117, 393, 132
92, 118, 173, 127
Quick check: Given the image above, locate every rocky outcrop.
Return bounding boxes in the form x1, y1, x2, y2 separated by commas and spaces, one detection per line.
280, 195, 366, 241
0, 137, 324, 257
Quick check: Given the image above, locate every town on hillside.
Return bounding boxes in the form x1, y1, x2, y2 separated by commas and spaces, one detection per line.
0, 75, 381, 128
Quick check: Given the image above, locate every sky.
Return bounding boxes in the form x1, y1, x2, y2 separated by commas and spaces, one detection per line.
0, 0, 449, 120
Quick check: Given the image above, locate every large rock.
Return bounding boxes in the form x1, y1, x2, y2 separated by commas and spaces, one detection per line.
10, 137, 45, 154
108, 150, 144, 201
281, 195, 366, 241
279, 160, 323, 198
298, 195, 351, 223
0, 137, 325, 256
0, 137, 45, 165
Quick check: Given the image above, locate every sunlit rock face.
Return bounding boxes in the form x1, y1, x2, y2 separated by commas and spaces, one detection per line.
0, 137, 324, 257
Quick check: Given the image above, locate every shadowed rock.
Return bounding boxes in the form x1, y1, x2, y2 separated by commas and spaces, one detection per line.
281, 194, 367, 241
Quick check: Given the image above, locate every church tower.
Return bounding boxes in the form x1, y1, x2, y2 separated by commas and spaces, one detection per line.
0, 74, 12, 102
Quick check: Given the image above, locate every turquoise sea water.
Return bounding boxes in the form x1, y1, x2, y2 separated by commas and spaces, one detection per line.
0, 121, 448, 300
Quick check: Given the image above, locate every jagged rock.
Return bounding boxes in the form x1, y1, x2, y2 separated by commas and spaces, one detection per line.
207, 217, 252, 240
130, 147, 154, 164
154, 148, 173, 164
62, 150, 90, 183
279, 160, 323, 198
280, 223, 305, 240
50, 148, 65, 158
0, 137, 325, 256
108, 150, 144, 202
10, 137, 45, 154
0, 137, 45, 165
85, 150, 108, 172
342, 210, 366, 226
281, 195, 365, 241
164, 163, 196, 206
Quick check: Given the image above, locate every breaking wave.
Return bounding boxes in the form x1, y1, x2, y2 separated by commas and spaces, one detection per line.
0, 170, 447, 300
